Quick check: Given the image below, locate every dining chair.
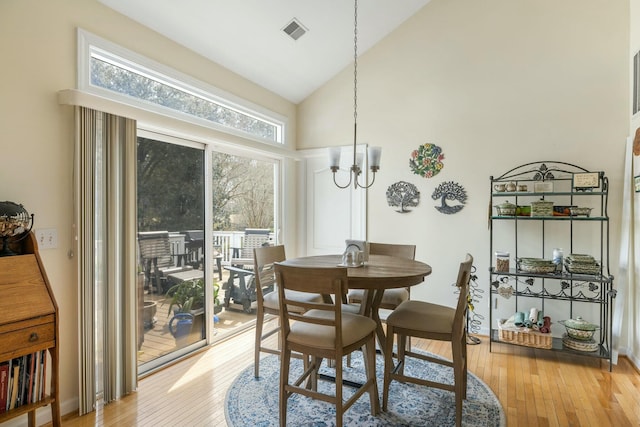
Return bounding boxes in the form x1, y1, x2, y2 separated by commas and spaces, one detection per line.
275, 263, 380, 427
252, 245, 324, 378
347, 242, 416, 310
382, 253, 473, 427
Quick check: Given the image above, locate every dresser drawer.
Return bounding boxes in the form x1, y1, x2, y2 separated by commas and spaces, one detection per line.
0, 315, 55, 360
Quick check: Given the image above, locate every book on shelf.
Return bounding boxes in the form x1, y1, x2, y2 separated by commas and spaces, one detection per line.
8, 363, 19, 410
27, 352, 35, 404
0, 361, 8, 413
41, 350, 47, 400
0, 350, 49, 412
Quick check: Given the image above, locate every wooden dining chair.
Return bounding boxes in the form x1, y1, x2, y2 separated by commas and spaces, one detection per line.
347, 242, 416, 310
382, 253, 473, 427
275, 263, 379, 427
252, 245, 324, 378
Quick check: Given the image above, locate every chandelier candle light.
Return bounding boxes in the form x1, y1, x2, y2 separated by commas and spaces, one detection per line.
328, 0, 381, 189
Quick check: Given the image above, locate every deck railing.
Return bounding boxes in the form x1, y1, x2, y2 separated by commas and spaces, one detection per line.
162, 230, 274, 268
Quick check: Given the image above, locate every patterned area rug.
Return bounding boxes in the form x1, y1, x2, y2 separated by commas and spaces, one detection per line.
225, 350, 505, 426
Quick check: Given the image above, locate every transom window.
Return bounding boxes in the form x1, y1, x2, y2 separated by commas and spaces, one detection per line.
78, 29, 285, 144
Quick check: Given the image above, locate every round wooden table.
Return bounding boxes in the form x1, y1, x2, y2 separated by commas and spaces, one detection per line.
280, 254, 432, 354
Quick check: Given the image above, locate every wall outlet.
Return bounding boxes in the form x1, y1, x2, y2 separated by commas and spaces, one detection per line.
35, 228, 58, 249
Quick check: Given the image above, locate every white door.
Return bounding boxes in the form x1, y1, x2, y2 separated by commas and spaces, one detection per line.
299, 146, 367, 255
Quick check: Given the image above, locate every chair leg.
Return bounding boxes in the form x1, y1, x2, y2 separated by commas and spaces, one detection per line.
364, 340, 380, 415
382, 325, 396, 411
279, 347, 291, 427
335, 355, 343, 427
453, 335, 466, 427
254, 306, 264, 378
397, 334, 407, 376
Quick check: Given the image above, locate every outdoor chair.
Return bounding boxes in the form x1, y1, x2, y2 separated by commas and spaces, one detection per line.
382, 253, 473, 427
223, 229, 271, 312
275, 263, 379, 427
138, 231, 193, 295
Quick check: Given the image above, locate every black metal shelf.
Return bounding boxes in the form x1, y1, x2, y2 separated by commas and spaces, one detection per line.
492, 191, 607, 197
489, 161, 614, 371
491, 215, 608, 221
490, 329, 610, 359
489, 267, 614, 283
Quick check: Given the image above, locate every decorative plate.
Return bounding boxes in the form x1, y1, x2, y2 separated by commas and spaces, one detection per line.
562, 334, 599, 352
386, 181, 420, 213
409, 143, 445, 178
432, 181, 467, 214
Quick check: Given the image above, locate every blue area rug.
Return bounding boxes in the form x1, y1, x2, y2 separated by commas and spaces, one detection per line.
225, 350, 505, 426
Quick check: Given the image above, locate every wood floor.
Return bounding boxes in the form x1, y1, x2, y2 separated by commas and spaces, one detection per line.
59, 324, 640, 427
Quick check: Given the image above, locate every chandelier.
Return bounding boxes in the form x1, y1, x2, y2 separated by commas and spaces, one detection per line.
328, 0, 381, 189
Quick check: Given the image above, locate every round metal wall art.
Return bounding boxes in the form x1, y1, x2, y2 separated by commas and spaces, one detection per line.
432, 181, 467, 214
386, 181, 420, 213
409, 143, 445, 178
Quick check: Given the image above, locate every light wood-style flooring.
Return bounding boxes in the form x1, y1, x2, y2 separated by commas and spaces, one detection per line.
59, 324, 640, 427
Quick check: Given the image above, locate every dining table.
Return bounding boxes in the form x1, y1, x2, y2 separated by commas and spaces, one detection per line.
279, 253, 432, 357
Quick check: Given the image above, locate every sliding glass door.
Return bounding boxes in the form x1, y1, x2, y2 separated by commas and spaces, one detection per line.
136, 136, 206, 372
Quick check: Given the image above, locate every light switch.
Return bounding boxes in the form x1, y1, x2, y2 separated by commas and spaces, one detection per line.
35, 228, 58, 249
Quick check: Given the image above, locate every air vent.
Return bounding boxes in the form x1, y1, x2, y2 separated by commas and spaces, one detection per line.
283, 19, 307, 41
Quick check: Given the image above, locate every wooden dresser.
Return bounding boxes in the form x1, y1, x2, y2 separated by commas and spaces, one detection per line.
0, 232, 60, 426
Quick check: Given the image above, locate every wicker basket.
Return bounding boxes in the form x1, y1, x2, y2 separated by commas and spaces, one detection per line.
497, 319, 553, 349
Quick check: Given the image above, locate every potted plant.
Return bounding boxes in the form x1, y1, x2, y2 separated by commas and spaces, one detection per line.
164, 278, 205, 316
214, 281, 222, 314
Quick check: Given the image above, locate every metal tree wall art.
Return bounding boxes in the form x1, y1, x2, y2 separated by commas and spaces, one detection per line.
409, 143, 445, 178
386, 181, 420, 213
432, 181, 467, 214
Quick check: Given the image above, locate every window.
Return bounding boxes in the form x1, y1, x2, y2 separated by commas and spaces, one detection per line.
78, 29, 285, 144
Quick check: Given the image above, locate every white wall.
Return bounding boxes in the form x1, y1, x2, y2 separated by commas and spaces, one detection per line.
0, 0, 297, 419
298, 0, 631, 356
629, 0, 640, 365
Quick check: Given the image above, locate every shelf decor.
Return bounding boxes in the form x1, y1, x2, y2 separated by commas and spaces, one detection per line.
431, 181, 467, 214
409, 143, 444, 178
386, 181, 420, 213
572, 172, 600, 190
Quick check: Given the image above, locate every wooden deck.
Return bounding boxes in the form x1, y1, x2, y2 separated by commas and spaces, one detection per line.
138, 269, 260, 366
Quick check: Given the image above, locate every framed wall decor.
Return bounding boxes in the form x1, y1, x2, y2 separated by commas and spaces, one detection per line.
533, 181, 554, 193
635, 175, 640, 193
573, 172, 600, 190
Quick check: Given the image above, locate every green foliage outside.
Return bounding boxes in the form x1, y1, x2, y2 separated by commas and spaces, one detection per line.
137, 137, 274, 233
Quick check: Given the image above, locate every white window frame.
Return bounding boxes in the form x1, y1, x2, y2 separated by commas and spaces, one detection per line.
77, 28, 286, 146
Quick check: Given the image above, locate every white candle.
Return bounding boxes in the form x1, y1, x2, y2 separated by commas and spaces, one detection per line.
328, 147, 341, 168
368, 146, 382, 168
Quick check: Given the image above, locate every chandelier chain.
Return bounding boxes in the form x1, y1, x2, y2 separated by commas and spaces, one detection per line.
353, 0, 358, 127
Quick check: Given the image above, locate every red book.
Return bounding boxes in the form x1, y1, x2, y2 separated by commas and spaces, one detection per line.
0, 361, 9, 413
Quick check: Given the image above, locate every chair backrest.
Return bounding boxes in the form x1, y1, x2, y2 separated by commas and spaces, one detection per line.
253, 245, 286, 301
369, 242, 416, 260
240, 229, 270, 259
453, 254, 474, 339
138, 231, 173, 269
275, 263, 349, 349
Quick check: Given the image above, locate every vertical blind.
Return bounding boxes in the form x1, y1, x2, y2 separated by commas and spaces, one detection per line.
75, 106, 137, 415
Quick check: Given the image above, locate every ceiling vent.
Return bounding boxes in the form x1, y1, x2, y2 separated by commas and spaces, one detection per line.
283, 19, 307, 41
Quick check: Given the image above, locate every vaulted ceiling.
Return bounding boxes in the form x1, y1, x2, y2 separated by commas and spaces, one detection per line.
99, 0, 432, 103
